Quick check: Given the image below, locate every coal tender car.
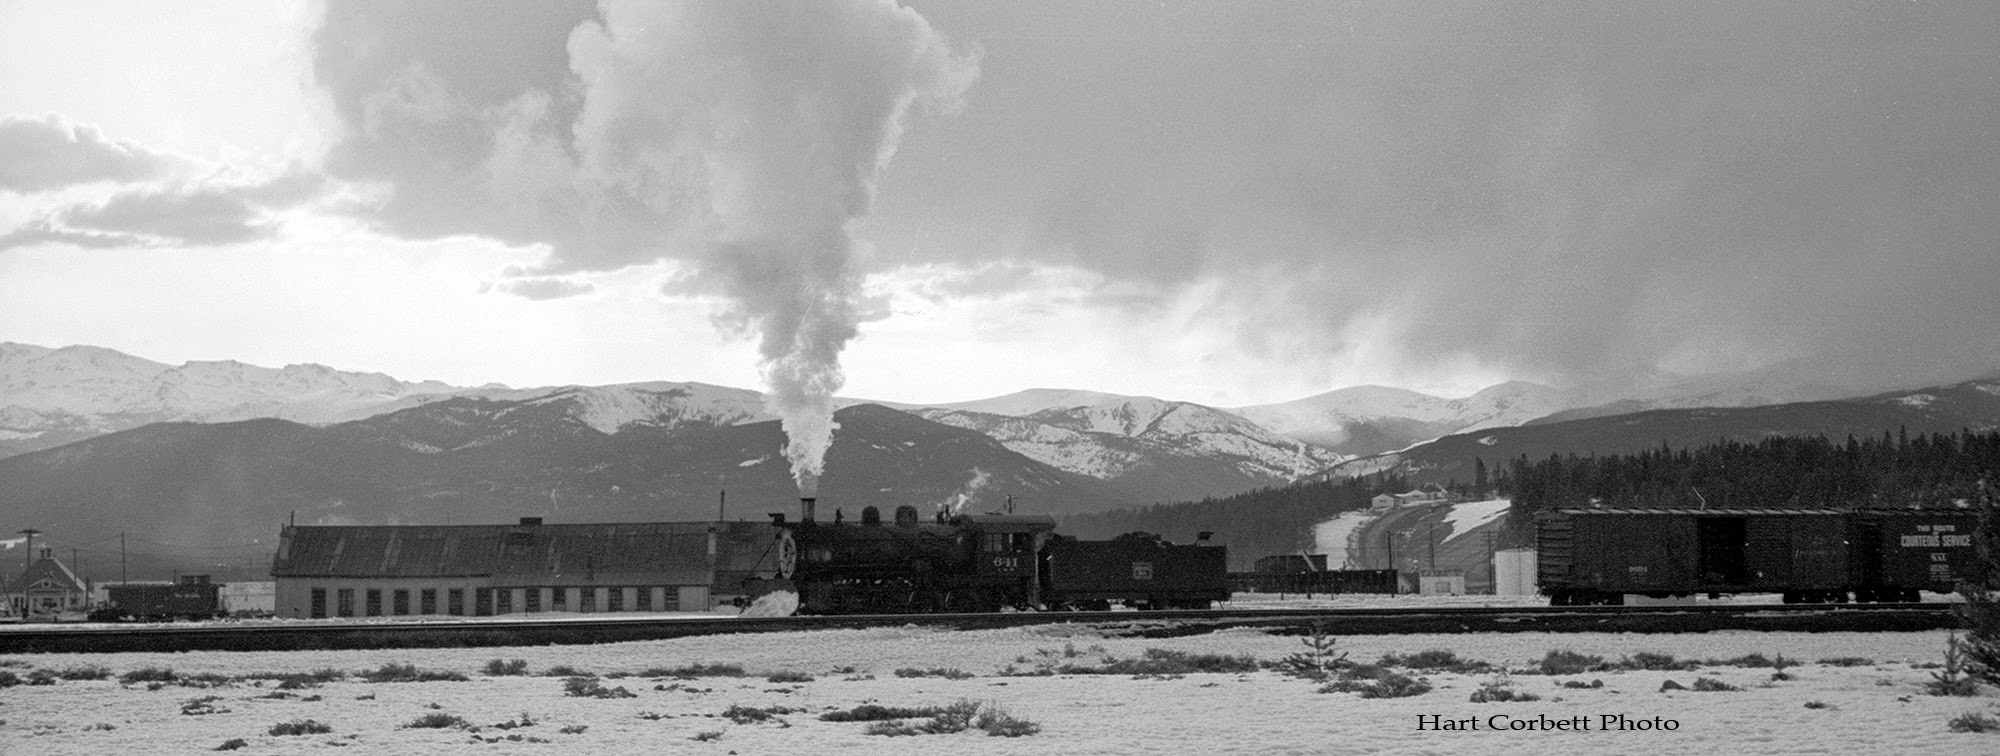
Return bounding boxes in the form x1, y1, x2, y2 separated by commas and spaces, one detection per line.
1535, 507, 1982, 605
766, 498, 1229, 614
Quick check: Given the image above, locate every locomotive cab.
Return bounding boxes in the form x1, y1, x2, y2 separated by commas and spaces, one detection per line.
963, 515, 1054, 579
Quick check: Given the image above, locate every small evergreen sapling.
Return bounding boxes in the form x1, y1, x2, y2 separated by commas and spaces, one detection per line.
1956, 479, 2000, 686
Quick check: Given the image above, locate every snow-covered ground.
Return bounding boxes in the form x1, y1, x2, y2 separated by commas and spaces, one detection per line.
1440, 498, 1512, 542
1313, 509, 1376, 568
3, 601, 1993, 754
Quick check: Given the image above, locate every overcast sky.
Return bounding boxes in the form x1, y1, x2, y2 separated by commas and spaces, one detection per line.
1, 1, 1994, 406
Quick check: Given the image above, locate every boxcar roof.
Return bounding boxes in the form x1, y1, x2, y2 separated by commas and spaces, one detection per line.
1548, 508, 1848, 516
272, 521, 772, 582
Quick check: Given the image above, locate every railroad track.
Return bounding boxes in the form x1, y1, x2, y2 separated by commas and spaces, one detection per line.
0, 603, 1961, 655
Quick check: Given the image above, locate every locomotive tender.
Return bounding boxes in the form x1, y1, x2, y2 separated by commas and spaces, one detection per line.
764, 498, 1229, 614
1535, 507, 1983, 605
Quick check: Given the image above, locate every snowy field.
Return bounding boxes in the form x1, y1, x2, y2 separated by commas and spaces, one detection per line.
3, 608, 1994, 754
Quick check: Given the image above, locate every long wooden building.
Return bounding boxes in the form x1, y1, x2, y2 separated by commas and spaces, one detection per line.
270, 518, 783, 619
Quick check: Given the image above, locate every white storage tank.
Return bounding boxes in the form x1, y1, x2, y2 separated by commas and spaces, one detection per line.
1493, 548, 1538, 596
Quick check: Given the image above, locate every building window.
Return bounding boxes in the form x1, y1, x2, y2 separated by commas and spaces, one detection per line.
552, 588, 567, 612
336, 588, 354, 617
447, 588, 464, 616
636, 587, 653, 612
496, 588, 513, 614
365, 589, 382, 616
392, 589, 409, 616
661, 587, 679, 611
474, 588, 493, 616
310, 588, 327, 619
420, 589, 437, 615
607, 587, 625, 612
579, 588, 596, 613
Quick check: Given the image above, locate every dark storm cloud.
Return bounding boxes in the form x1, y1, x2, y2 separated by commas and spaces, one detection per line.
901, 1, 2000, 395
0, 114, 190, 192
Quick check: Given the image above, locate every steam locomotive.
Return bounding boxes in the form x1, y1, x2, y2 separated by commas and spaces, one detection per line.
758, 498, 1229, 614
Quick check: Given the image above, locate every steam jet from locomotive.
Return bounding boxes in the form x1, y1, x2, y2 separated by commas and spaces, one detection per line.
752, 498, 1229, 615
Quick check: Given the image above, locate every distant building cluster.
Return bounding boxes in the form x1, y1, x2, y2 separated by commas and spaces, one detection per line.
1370, 484, 1453, 512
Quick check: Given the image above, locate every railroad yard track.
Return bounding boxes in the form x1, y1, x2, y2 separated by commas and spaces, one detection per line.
0, 603, 1962, 654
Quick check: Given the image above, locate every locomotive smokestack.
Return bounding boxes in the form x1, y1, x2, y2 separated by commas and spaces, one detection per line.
801, 497, 817, 523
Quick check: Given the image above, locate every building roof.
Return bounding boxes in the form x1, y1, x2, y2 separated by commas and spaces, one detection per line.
272, 521, 782, 584
2, 554, 87, 595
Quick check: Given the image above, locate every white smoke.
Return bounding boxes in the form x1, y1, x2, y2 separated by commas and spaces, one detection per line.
939, 467, 994, 517
562, 2, 979, 494
311, 2, 977, 495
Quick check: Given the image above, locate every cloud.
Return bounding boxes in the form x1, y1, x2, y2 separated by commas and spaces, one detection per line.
897, 2, 2000, 397
298, 2, 1997, 402
313, 1, 976, 489
494, 277, 595, 300
0, 223, 144, 252
6, 168, 328, 249
0, 114, 192, 192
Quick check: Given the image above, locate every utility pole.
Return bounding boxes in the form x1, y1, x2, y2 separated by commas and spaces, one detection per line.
1483, 531, 1497, 594
120, 532, 127, 585
16, 529, 39, 616
1427, 515, 1437, 571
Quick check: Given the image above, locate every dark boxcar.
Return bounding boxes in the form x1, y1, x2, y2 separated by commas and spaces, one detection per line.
1537, 508, 1851, 605
1852, 509, 1982, 602
1044, 532, 1229, 610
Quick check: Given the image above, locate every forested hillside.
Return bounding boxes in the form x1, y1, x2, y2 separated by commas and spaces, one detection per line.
1501, 429, 2000, 542
1056, 474, 1407, 571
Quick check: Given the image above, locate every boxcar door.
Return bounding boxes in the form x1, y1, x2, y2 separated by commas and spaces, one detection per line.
1696, 517, 1749, 587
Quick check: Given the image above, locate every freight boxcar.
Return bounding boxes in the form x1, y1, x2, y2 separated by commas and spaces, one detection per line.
1851, 509, 1982, 602
1536, 506, 1986, 605
1536, 508, 1854, 605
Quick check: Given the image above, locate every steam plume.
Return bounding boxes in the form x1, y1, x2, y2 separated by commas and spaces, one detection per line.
565, 2, 978, 493
311, 1, 977, 493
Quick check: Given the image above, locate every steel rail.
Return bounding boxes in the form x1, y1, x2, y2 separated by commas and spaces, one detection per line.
0, 602, 1961, 655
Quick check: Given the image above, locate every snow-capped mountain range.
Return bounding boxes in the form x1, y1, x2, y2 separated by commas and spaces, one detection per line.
917, 397, 1346, 502
1227, 382, 1572, 457
4, 343, 1538, 485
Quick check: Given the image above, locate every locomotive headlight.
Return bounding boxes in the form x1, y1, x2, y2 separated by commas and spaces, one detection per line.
776, 532, 798, 579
